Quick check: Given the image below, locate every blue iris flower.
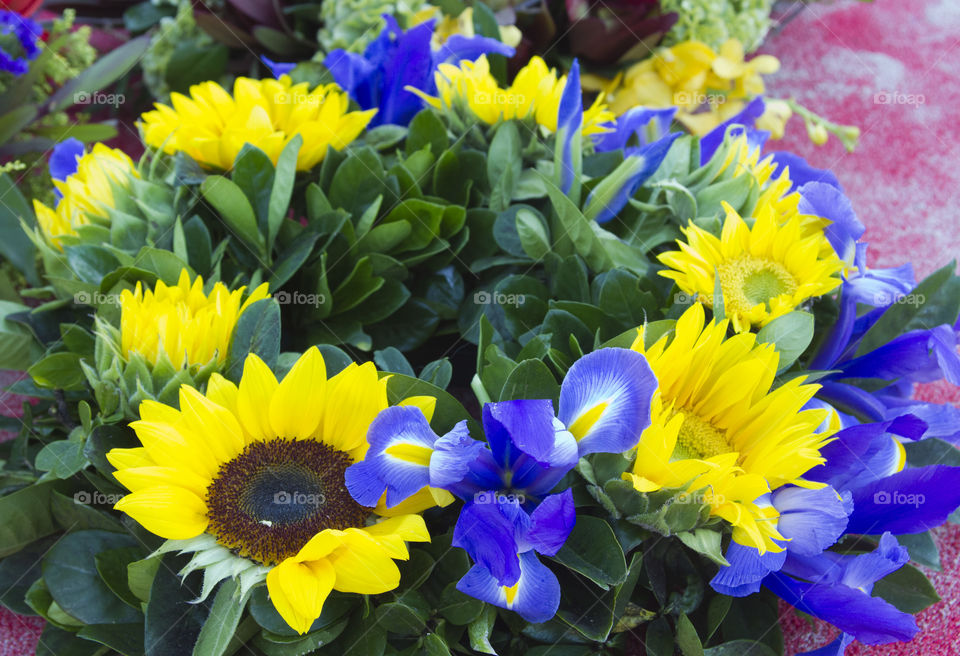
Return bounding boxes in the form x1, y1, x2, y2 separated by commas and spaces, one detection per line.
770, 151, 842, 192
0, 11, 42, 77
347, 347, 658, 621
49, 138, 85, 182
261, 56, 296, 79
592, 105, 676, 156
556, 59, 583, 195
324, 15, 514, 127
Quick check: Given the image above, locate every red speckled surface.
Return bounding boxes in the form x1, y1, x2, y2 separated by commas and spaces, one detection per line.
2, 0, 959, 653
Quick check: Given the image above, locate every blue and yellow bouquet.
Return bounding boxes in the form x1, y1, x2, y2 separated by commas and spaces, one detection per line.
0, 15, 955, 656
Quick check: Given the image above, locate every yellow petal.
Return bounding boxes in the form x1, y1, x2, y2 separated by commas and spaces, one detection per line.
270, 347, 327, 439
237, 354, 280, 440
328, 532, 401, 594
114, 485, 208, 539
266, 558, 335, 635
178, 386, 245, 463
397, 396, 437, 423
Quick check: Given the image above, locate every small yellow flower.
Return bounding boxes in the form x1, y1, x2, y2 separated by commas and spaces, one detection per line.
756, 98, 793, 140
139, 76, 376, 171
658, 196, 844, 333
626, 304, 836, 552
604, 38, 780, 136
32, 144, 138, 250
411, 55, 613, 135
411, 6, 522, 49
119, 270, 269, 368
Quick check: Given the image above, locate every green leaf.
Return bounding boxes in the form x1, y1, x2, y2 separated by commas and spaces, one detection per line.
192, 579, 249, 656
43, 530, 142, 625
145, 554, 212, 656
599, 269, 654, 328
225, 299, 281, 382
35, 624, 104, 656
375, 600, 427, 635
703, 642, 777, 656
164, 42, 229, 94
677, 529, 729, 567
35, 440, 87, 478
706, 595, 732, 641
542, 174, 613, 272
675, 614, 704, 656
857, 262, 956, 356
201, 176, 266, 256
895, 532, 942, 570
516, 207, 551, 260
128, 557, 161, 604
905, 438, 960, 467
268, 135, 302, 253
872, 562, 941, 613
488, 123, 522, 212
385, 373, 476, 434
406, 109, 448, 157
28, 352, 86, 391
499, 359, 560, 404
77, 623, 146, 656
756, 311, 814, 372
374, 346, 416, 376
0, 301, 43, 369
47, 36, 150, 112
0, 173, 38, 284
467, 605, 498, 655
553, 516, 627, 588
133, 248, 195, 285
0, 482, 57, 558
439, 583, 484, 625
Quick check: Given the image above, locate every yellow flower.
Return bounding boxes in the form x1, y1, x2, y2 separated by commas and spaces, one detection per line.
658, 196, 844, 333
119, 270, 269, 368
108, 347, 441, 634
411, 55, 613, 135
756, 98, 793, 140
411, 6, 522, 49
139, 76, 376, 171
604, 38, 780, 136
625, 304, 836, 552
32, 144, 138, 250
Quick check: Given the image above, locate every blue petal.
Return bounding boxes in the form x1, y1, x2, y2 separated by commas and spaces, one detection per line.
378, 18, 435, 126
840, 325, 960, 384
457, 551, 561, 624
453, 498, 523, 586
593, 106, 676, 153
345, 405, 456, 507
699, 96, 767, 164
766, 572, 918, 645
770, 151, 842, 192
558, 348, 657, 455
481, 400, 579, 496
810, 294, 857, 370
881, 400, 960, 443
816, 381, 888, 423
430, 426, 486, 489
433, 34, 515, 66
710, 541, 786, 597
524, 490, 575, 556
49, 138, 85, 182
556, 59, 584, 193
772, 485, 851, 556
797, 182, 864, 263
324, 49, 378, 106
260, 56, 296, 79
589, 133, 680, 223
846, 465, 960, 534
837, 532, 909, 592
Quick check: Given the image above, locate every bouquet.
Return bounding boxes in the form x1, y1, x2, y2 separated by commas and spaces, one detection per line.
0, 13, 956, 656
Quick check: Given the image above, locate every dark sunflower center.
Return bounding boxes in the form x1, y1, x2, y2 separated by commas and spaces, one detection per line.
205, 438, 369, 566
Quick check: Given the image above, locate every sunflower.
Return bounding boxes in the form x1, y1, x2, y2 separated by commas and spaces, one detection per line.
32, 144, 138, 249
139, 76, 376, 171
625, 304, 836, 552
410, 55, 613, 135
118, 269, 269, 368
658, 194, 844, 333
108, 347, 442, 633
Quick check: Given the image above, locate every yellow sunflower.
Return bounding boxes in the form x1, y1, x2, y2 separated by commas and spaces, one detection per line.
658, 194, 844, 333
625, 304, 836, 552
410, 55, 613, 135
32, 144, 138, 249
118, 269, 269, 368
108, 347, 444, 633
139, 76, 376, 171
